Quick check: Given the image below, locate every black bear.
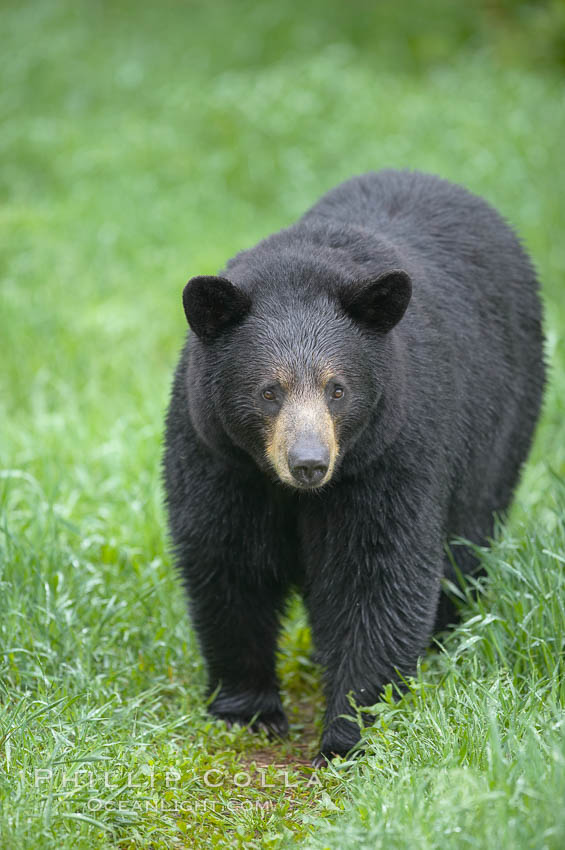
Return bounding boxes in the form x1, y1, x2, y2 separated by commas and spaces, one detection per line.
163, 169, 545, 765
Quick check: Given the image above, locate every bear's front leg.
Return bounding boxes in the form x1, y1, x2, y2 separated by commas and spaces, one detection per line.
168, 464, 293, 739
302, 475, 444, 763
177, 545, 291, 737
194, 574, 290, 738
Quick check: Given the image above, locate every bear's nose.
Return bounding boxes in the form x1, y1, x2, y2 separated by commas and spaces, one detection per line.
288, 442, 330, 487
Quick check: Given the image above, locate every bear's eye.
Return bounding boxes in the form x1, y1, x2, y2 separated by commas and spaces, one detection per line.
331, 385, 344, 400
262, 388, 277, 401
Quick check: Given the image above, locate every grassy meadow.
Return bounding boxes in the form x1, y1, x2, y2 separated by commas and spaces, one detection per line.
1, 1, 565, 847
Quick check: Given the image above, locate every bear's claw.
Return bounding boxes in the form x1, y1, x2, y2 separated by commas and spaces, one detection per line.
215, 709, 289, 740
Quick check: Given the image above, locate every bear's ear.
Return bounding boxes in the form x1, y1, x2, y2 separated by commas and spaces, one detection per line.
182, 275, 252, 342
340, 270, 412, 333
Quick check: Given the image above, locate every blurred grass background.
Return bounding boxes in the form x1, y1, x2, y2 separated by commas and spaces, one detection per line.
1, 0, 565, 847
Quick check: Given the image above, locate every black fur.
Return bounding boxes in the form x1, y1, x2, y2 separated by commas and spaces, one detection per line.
163, 170, 545, 762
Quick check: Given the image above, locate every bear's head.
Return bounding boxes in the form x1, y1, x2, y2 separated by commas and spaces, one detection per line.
182, 259, 411, 489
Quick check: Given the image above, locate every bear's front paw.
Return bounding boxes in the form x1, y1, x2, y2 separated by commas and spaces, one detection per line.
312, 722, 362, 767
209, 689, 289, 739
221, 710, 289, 739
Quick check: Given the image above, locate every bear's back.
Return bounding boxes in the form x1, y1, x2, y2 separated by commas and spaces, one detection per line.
302, 169, 542, 374
303, 170, 532, 286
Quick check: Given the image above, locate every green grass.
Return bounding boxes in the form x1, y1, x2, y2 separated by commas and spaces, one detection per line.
2, 1, 565, 847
